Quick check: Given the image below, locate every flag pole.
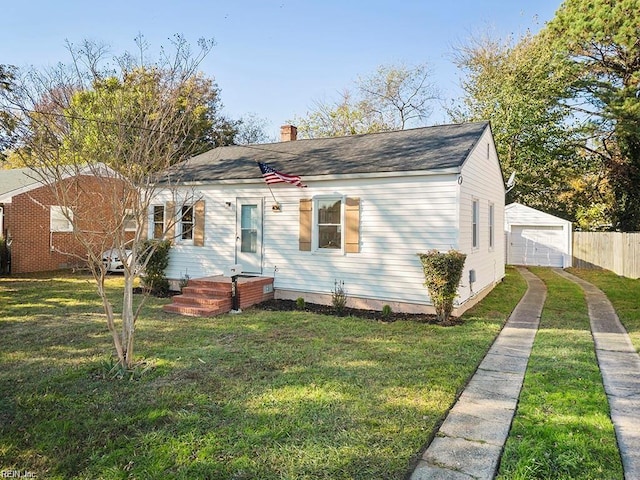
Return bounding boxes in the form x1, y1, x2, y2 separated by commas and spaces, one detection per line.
267, 183, 278, 204
257, 161, 281, 211
267, 182, 281, 211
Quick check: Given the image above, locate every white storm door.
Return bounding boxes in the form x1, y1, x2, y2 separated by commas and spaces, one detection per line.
236, 198, 263, 274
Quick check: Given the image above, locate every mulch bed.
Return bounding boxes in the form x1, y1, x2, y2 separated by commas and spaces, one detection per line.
256, 299, 462, 326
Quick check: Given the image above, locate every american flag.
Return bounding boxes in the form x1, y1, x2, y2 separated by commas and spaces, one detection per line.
258, 162, 307, 188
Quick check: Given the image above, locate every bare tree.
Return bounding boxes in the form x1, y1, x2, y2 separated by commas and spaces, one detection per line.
235, 113, 276, 144
291, 62, 439, 139
0, 35, 216, 371
294, 90, 391, 139
357, 62, 439, 130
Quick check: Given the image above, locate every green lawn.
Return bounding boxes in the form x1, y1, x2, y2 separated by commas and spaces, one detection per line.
0, 269, 526, 480
496, 267, 623, 480
568, 268, 640, 352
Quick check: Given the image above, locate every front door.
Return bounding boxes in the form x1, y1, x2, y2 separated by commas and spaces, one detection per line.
236, 198, 263, 274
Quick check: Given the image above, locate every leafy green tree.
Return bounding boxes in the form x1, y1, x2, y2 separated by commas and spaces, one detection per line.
451, 32, 611, 225
0, 35, 219, 370
64, 66, 232, 167
545, 0, 640, 230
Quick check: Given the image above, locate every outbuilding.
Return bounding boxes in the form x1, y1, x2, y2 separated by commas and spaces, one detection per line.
505, 203, 572, 268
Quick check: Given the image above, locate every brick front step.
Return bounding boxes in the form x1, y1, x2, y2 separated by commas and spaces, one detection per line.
172, 294, 229, 307
163, 302, 231, 317
163, 275, 274, 318
180, 286, 231, 298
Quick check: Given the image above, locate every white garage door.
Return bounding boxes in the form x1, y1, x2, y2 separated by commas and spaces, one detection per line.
509, 225, 566, 267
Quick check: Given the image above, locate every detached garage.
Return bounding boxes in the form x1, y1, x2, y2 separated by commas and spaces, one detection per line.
505, 203, 572, 268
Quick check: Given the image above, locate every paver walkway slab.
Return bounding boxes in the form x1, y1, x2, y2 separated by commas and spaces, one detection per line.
410, 268, 545, 480
554, 269, 640, 480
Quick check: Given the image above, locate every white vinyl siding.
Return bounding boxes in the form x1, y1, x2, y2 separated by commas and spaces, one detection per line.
458, 127, 506, 301
158, 174, 459, 306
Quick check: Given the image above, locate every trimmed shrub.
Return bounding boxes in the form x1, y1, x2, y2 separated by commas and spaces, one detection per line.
381, 304, 393, 319
138, 239, 171, 296
418, 249, 467, 323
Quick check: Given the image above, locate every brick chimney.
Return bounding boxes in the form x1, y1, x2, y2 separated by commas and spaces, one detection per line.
280, 124, 297, 142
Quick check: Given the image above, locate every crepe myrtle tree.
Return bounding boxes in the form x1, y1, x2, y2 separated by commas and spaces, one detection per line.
0, 35, 216, 371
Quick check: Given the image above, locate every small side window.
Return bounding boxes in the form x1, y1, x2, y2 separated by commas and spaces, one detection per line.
124, 209, 136, 232
50, 206, 73, 232
472, 199, 479, 249
489, 203, 495, 249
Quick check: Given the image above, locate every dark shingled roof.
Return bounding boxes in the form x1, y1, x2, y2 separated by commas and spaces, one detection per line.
173, 121, 490, 183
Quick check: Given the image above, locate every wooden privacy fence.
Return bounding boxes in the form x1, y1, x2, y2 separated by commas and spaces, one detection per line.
573, 232, 640, 279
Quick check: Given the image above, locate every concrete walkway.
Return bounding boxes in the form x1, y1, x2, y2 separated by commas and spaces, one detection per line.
410, 268, 546, 480
555, 269, 640, 480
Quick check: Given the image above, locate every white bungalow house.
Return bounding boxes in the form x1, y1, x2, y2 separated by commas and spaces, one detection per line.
153, 122, 506, 316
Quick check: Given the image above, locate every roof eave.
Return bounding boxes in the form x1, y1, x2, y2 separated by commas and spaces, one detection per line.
166, 166, 462, 187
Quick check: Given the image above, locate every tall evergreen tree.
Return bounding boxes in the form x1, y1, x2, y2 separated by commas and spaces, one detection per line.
545, 0, 640, 230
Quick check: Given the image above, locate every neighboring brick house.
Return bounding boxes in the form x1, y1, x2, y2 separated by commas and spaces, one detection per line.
0, 167, 130, 274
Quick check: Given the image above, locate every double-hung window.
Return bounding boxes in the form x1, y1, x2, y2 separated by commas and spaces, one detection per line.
472, 199, 479, 249
489, 203, 495, 249
316, 197, 342, 249
152, 205, 165, 240
299, 196, 359, 253
179, 205, 194, 241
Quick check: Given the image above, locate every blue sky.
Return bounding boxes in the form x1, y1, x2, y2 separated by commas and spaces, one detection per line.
1, 0, 562, 138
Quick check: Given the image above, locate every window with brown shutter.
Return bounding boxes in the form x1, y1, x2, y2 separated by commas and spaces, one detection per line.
345, 197, 360, 253
299, 199, 312, 251
165, 201, 175, 242
300, 196, 361, 253
194, 200, 205, 247
140, 208, 148, 240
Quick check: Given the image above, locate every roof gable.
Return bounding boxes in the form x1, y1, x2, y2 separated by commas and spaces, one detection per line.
174, 121, 490, 183
0, 167, 42, 202
0, 163, 119, 203
505, 203, 572, 226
